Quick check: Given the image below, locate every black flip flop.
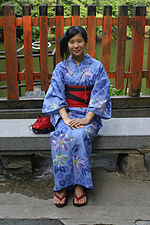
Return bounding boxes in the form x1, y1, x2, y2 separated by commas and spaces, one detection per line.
54, 192, 67, 208
73, 192, 87, 207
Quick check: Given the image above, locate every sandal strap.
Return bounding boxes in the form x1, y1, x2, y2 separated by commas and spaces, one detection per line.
73, 192, 86, 201
54, 192, 66, 201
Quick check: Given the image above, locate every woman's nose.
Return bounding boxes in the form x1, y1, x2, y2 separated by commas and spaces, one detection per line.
74, 42, 78, 48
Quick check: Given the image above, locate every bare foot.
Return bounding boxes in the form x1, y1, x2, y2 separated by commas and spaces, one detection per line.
74, 185, 87, 205
53, 188, 67, 206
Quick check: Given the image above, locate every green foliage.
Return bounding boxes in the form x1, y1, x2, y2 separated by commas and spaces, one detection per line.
110, 85, 125, 96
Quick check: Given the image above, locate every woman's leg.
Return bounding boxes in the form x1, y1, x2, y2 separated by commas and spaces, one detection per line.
50, 116, 100, 205
71, 121, 100, 206
50, 120, 74, 191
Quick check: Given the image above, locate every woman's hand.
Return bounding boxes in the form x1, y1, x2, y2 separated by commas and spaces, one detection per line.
58, 107, 84, 129
63, 117, 84, 129
71, 111, 95, 128
72, 117, 90, 126
58, 107, 95, 129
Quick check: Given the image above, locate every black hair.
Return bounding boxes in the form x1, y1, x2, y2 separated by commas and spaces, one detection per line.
60, 26, 88, 59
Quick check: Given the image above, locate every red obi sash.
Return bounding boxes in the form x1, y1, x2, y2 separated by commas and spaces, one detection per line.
65, 85, 92, 108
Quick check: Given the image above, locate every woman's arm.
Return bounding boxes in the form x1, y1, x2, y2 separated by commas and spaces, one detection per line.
58, 107, 70, 121
82, 111, 95, 124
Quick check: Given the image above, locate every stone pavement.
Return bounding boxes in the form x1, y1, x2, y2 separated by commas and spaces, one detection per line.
0, 162, 150, 225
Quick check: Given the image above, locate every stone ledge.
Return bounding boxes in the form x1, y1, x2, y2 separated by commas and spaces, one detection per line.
0, 118, 150, 176
0, 118, 150, 152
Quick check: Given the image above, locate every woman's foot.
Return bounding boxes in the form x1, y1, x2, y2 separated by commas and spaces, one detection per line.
53, 188, 67, 207
73, 185, 87, 207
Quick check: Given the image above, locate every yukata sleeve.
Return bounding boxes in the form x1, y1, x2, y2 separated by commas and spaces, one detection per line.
88, 63, 111, 119
42, 63, 67, 126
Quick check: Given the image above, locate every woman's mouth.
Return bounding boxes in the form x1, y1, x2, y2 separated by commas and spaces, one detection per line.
73, 49, 81, 53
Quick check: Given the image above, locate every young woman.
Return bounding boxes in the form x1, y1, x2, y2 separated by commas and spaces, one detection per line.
42, 26, 111, 207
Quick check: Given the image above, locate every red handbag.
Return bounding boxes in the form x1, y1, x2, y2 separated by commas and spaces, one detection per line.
32, 115, 54, 134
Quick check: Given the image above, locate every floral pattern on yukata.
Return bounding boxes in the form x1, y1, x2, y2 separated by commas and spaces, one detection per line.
53, 153, 68, 167
89, 97, 109, 118
85, 122, 98, 138
51, 130, 74, 153
72, 144, 91, 176
80, 67, 94, 80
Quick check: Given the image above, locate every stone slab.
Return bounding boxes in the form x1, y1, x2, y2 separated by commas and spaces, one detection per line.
136, 221, 150, 225
0, 118, 150, 152
0, 219, 64, 225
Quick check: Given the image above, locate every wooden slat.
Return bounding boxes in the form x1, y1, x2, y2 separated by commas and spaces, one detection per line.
87, 5, 96, 58
80, 18, 87, 26
11, 16, 150, 27
71, 5, 80, 26
129, 10, 146, 96
87, 16, 96, 58
13, 16, 142, 27
147, 29, 150, 88
64, 17, 71, 26
115, 6, 128, 89
32, 18, 39, 26
107, 71, 131, 79
102, 6, 112, 76
17, 72, 51, 81
3, 71, 146, 81
55, 5, 64, 64
48, 17, 56, 26
146, 18, 150, 26
96, 17, 118, 26
23, 15, 33, 91
55, 15, 64, 64
15, 18, 22, 26
71, 16, 80, 26
96, 18, 103, 26
112, 18, 118, 26
3, 5, 18, 99
0, 72, 7, 81
39, 15, 49, 91
0, 17, 3, 26
18, 73, 25, 80
10, 16, 150, 27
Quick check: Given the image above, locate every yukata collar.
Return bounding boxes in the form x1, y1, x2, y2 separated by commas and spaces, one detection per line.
66, 54, 93, 66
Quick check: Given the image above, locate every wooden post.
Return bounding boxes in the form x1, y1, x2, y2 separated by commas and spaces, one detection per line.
87, 5, 96, 58
102, 5, 112, 77
3, 4, 18, 99
129, 5, 146, 97
147, 29, 150, 88
23, 4, 33, 92
39, 4, 49, 91
115, 5, 128, 90
71, 4, 80, 25
55, 4, 64, 64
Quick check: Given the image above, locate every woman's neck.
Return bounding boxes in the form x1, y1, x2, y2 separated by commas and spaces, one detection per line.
72, 54, 85, 65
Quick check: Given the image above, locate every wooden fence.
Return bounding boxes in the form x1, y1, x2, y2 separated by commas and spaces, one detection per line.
0, 4, 150, 99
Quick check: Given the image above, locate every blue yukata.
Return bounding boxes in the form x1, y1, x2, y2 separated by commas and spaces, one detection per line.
42, 54, 111, 191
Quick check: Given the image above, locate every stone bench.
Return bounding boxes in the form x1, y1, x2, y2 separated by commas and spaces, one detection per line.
0, 118, 150, 177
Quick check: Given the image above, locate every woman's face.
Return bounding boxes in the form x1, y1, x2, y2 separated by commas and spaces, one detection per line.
68, 33, 86, 58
